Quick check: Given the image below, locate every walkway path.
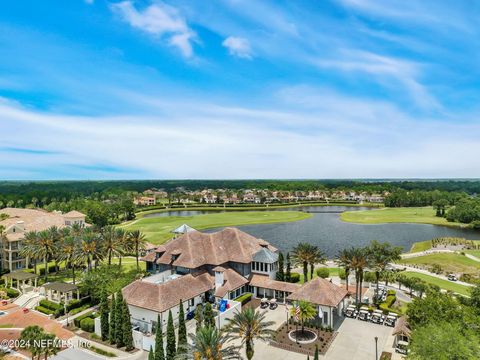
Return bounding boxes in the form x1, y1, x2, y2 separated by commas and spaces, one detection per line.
400, 249, 454, 259
464, 253, 480, 263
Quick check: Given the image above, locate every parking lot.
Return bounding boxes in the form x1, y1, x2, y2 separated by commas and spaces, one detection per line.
327, 317, 393, 360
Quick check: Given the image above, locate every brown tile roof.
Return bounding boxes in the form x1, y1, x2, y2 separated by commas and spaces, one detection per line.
154, 227, 277, 268
63, 210, 85, 218
287, 277, 348, 307
215, 268, 249, 298
140, 251, 156, 262
122, 271, 214, 313
0, 208, 89, 242
249, 274, 300, 293
393, 316, 411, 337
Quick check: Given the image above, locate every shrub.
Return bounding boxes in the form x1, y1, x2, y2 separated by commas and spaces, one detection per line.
379, 293, 397, 313
70, 304, 91, 315
316, 268, 330, 279
80, 317, 95, 332
66, 296, 91, 312
74, 311, 97, 327
39, 299, 63, 311
0, 287, 20, 299
289, 273, 300, 283
338, 268, 346, 280
234, 293, 252, 305
39, 264, 58, 276
35, 305, 55, 315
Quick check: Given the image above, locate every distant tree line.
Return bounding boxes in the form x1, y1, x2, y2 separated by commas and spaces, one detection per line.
384, 190, 466, 208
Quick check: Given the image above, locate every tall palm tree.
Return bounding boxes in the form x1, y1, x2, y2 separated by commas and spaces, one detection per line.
101, 226, 123, 265
335, 248, 355, 291
351, 247, 368, 305
127, 230, 147, 270
290, 300, 317, 334
115, 228, 128, 267
225, 308, 275, 360
37, 229, 56, 283
291, 243, 318, 282
20, 231, 40, 274
175, 327, 240, 360
58, 234, 81, 284
78, 229, 102, 271
367, 240, 402, 300
307, 247, 327, 280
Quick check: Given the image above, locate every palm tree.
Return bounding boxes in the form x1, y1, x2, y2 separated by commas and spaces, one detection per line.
20, 231, 40, 274
58, 234, 81, 284
224, 308, 275, 360
37, 229, 57, 283
291, 243, 319, 282
101, 226, 123, 265
307, 247, 327, 280
367, 240, 402, 301
351, 247, 368, 305
335, 248, 355, 291
175, 327, 240, 360
78, 229, 102, 271
127, 230, 147, 270
290, 300, 317, 334
47, 226, 61, 273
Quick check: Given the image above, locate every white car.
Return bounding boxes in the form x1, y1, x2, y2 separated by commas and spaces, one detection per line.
447, 274, 458, 281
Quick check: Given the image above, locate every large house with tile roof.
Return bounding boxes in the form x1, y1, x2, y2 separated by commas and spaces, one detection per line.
123, 227, 348, 333
0, 208, 88, 271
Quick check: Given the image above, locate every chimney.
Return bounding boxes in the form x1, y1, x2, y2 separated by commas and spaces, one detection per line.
16, 221, 25, 232
214, 267, 225, 290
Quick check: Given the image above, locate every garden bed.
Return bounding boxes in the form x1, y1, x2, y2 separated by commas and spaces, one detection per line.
271, 322, 336, 356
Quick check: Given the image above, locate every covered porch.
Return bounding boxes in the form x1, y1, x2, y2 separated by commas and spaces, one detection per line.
41, 282, 79, 304
3, 271, 38, 293
249, 274, 300, 303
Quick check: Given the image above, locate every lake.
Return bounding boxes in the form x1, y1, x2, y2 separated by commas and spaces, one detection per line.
144, 206, 480, 256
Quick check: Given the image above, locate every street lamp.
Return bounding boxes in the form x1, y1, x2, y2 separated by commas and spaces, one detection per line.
374, 336, 378, 360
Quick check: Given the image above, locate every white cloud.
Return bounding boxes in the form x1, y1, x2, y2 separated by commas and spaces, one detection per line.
111, 1, 196, 57
1, 91, 480, 180
222, 36, 252, 59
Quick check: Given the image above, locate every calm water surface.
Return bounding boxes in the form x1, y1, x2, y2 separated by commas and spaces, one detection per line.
144, 206, 480, 256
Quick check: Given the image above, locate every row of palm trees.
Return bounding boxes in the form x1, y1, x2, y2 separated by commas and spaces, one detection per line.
290, 243, 327, 282
19, 224, 147, 284
335, 240, 402, 304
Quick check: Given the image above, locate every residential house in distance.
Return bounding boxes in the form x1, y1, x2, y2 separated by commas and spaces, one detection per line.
134, 196, 156, 206
123, 227, 348, 334
0, 208, 88, 271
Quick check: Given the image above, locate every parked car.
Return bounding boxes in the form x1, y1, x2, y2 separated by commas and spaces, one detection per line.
384, 313, 398, 327
370, 310, 385, 324
447, 274, 458, 281
358, 309, 370, 321
395, 341, 409, 355
344, 305, 358, 318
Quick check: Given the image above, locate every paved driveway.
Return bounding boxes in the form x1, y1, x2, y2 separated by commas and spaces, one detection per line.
327, 318, 393, 360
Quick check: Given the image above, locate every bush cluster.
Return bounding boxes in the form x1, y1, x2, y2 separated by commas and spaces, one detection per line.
316, 268, 330, 279
289, 273, 300, 283
234, 293, 252, 305
80, 317, 95, 332
37, 299, 64, 317
74, 311, 98, 328
0, 287, 20, 299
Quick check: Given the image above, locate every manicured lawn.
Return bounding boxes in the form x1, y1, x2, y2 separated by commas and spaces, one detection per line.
399, 253, 480, 275
121, 211, 311, 244
402, 271, 471, 296
465, 250, 480, 258
110, 257, 146, 271
340, 207, 463, 228
409, 240, 433, 253
296, 267, 341, 284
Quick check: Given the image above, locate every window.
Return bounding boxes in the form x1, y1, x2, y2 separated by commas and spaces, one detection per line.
188, 298, 195, 307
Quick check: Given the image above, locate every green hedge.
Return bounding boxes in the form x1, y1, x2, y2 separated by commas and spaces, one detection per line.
74, 311, 97, 327
70, 304, 91, 315
289, 273, 300, 283
234, 293, 253, 305
80, 317, 95, 332
0, 287, 20, 299
379, 292, 397, 313
316, 268, 330, 279
35, 305, 55, 315
66, 297, 91, 312
39, 265, 58, 276
39, 299, 63, 311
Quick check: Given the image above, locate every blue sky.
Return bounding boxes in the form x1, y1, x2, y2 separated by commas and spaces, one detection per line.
1, 0, 480, 179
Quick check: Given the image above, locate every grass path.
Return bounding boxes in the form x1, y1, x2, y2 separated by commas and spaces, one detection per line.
340, 207, 464, 228
121, 211, 311, 244
402, 271, 471, 296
